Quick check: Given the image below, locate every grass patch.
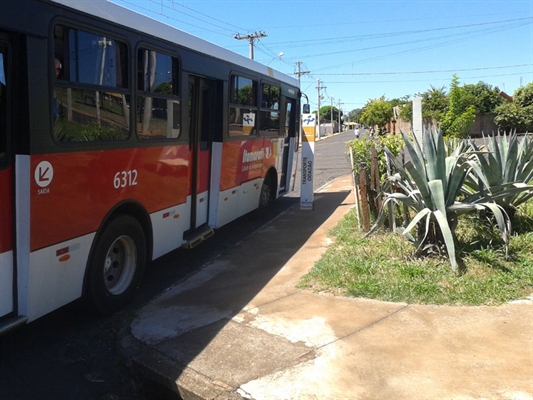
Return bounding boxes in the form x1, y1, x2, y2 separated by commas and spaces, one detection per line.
298, 208, 533, 306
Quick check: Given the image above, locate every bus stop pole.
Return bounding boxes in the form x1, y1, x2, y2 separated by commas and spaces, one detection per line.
300, 113, 316, 210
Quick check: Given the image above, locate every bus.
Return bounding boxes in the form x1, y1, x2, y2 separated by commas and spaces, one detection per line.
0, 0, 301, 333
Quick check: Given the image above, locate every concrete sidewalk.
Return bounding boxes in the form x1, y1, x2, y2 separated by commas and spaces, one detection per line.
120, 175, 533, 400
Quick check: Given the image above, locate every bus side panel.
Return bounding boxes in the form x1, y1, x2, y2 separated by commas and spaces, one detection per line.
284, 137, 296, 193
215, 137, 278, 227
26, 233, 94, 321
220, 138, 275, 191
29, 145, 190, 252
272, 136, 285, 196
195, 147, 211, 228
150, 199, 191, 260
15, 155, 31, 318
0, 167, 14, 317
208, 142, 222, 228
23, 144, 192, 320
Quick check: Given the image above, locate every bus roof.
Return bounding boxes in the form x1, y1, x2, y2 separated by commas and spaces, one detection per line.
48, 0, 299, 88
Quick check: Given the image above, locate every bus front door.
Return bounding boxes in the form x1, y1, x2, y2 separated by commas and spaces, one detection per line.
0, 37, 26, 331
188, 76, 218, 230
279, 98, 297, 193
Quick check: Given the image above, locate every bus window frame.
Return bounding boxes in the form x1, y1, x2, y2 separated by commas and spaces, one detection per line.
259, 79, 281, 138
134, 43, 182, 142
51, 20, 133, 146
228, 71, 258, 139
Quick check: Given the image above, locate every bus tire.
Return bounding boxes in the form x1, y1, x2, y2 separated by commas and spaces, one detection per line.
259, 175, 273, 208
85, 215, 146, 314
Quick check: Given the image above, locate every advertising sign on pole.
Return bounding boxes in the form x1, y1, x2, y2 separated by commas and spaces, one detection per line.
300, 113, 316, 210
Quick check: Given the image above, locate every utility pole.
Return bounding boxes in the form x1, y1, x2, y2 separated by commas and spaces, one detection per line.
234, 31, 267, 60
294, 61, 310, 84
330, 97, 334, 134
316, 79, 326, 140
338, 99, 343, 132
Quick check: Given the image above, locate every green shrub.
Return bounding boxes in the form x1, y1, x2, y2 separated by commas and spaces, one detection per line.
366, 129, 511, 272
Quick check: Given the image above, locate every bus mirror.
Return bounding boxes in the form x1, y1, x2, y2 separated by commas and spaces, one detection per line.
302, 104, 310, 114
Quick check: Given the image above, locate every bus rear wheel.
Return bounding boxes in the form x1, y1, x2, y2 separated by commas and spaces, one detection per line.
85, 215, 146, 314
259, 176, 273, 208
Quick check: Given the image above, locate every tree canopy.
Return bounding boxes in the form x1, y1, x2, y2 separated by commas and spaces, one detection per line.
495, 82, 533, 133
318, 105, 342, 122
360, 96, 394, 132
348, 77, 531, 136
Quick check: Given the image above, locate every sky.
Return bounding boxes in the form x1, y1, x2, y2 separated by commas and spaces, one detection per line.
109, 0, 533, 113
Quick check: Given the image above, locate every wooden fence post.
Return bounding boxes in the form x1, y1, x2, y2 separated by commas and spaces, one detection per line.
349, 147, 362, 230
359, 170, 370, 232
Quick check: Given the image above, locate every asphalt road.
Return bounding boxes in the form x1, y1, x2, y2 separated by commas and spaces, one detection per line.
0, 130, 356, 400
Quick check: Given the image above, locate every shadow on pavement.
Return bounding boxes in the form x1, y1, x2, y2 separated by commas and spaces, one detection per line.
121, 188, 353, 399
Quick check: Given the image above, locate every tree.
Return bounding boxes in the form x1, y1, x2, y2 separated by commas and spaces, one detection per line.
440, 75, 476, 138
514, 82, 533, 107
360, 96, 393, 133
398, 86, 448, 126
347, 108, 363, 123
390, 96, 411, 123
462, 81, 503, 114
421, 85, 448, 123
398, 101, 412, 123
319, 105, 341, 122
495, 82, 533, 133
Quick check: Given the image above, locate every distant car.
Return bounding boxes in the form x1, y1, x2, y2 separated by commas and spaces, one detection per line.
354, 129, 360, 138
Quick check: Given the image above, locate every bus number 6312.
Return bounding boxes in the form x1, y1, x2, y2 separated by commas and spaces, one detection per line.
113, 170, 138, 189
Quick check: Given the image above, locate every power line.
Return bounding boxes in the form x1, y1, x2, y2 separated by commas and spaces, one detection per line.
265, 17, 533, 48
168, 1, 246, 32
306, 71, 533, 85
112, 0, 235, 36
316, 64, 533, 76
255, 11, 529, 32
308, 21, 531, 68
312, 22, 531, 73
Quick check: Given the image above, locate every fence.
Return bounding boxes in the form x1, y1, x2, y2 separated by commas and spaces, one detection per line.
349, 143, 405, 232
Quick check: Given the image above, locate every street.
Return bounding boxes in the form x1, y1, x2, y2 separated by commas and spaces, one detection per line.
0, 130, 355, 400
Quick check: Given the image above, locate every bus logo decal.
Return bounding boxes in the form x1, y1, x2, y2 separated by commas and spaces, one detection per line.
35, 161, 54, 193
242, 148, 265, 163
303, 116, 315, 125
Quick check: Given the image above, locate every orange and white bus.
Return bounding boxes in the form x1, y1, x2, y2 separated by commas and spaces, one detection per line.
0, 0, 301, 333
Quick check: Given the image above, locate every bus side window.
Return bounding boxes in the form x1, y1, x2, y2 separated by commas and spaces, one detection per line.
136, 49, 180, 140
0, 48, 7, 164
229, 74, 257, 137
53, 25, 130, 143
259, 83, 280, 136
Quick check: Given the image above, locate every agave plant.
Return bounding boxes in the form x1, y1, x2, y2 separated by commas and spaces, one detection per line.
366, 129, 510, 272
463, 131, 533, 218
